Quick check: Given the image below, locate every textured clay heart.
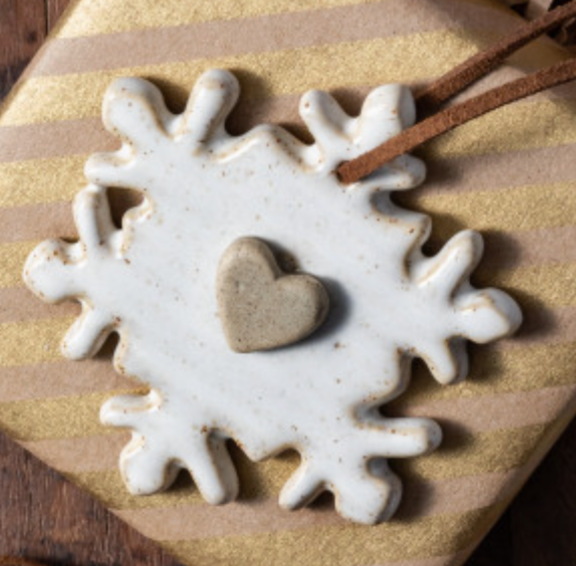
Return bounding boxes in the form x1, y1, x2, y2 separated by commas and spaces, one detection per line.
217, 237, 330, 353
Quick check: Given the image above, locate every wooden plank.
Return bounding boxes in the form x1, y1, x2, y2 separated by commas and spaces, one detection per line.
46, 0, 71, 30
467, 510, 513, 566
0, 431, 183, 565
0, 0, 46, 98
510, 418, 576, 566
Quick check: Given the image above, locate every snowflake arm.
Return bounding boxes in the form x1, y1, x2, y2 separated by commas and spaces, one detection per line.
407, 229, 522, 384
300, 83, 426, 185
24, 185, 125, 360
101, 391, 239, 504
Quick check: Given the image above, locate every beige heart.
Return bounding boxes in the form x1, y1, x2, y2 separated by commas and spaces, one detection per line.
217, 237, 330, 353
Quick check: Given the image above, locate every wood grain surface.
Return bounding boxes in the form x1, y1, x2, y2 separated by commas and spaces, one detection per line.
0, 1, 575, 565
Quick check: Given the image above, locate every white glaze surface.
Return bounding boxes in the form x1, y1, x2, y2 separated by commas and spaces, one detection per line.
24, 69, 522, 524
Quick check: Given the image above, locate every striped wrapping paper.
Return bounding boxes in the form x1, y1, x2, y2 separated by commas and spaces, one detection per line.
1, 0, 576, 564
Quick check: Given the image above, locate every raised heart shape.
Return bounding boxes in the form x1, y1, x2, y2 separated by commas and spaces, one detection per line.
216, 237, 330, 353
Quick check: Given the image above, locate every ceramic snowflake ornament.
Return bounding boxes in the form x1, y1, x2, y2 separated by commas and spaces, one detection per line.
24, 69, 522, 525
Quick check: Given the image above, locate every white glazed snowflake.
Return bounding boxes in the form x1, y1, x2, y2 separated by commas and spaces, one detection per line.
24, 69, 521, 525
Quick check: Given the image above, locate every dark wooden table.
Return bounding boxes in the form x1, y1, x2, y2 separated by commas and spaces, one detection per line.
1, 2, 576, 565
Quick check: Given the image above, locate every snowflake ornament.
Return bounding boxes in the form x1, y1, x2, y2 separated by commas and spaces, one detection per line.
24, 69, 522, 525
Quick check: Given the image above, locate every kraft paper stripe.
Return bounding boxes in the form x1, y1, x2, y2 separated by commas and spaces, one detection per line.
160, 505, 506, 566
425, 144, 576, 196
399, 385, 576, 432
0, 118, 111, 163
0, 105, 304, 164
54, 0, 509, 38
71, 469, 203, 510
0, 361, 137, 403
114, 471, 515, 540
20, 432, 127, 473
0, 32, 480, 126
3, 89, 576, 174
0, 204, 79, 245
31, 0, 517, 78
477, 226, 576, 271
0, 288, 79, 323
512, 306, 576, 346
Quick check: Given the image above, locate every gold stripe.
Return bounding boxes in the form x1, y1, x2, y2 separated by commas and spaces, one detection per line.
55, 0, 509, 38
0, 155, 86, 208
0, 391, 141, 441
395, 423, 547, 481
73, 470, 203, 509
489, 262, 576, 308
0, 31, 478, 126
403, 181, 576, 238
398, 341, 576, 404
0, 241, 36, 288
0, 317, 74, 366
162, 505, 505, 566
427, 95, 576, 157
0, 360, 136, 403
